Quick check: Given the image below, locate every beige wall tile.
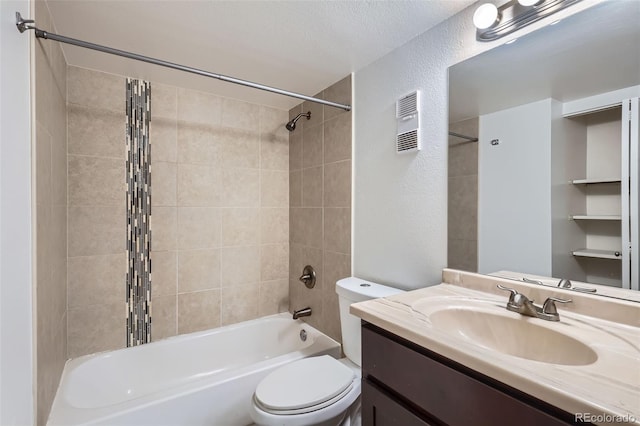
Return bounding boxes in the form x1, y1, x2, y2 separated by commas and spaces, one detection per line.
302, 166, 323, 207
221, 208, 260, 246
36, 314, 65, 426
178, 249, 221, 293
152, 207, 178, 251
51, 44, 67, 101
68, 105, 125, 159
177, 207, 221, 250
152, 162, 177, 207
178, 290, 221, 334
68, 205, 124, 256
323, 76, 352, 121
220, 129, 260, 168
289, 133, 302, 171
67, 66, 125, 112
220, 246, 260, 287
302, 124, 323, 168
36, 123, 51, 207
260, 106, 289, 171
324, 251, 351, 292
447, 238, 478, 273
177, 88, 222, 126
68, 302, 124, 357
323, 112, 352, 164
448, 117, 479, 177
324, 208, 351, 254
68, 156, 124, 206
151, 295, 177, 341
258, 280, 289, 317
51, 130, 67, 207
302, 95, 324, 129
151, 118, 177, 163
177, 122, 221, 165
261, 135, 289, 171
290, 207, 322, 248
177, 163, 221, 207
261, 208, 289, 244
221, 284, 260, 326
261, 170, 288, 207
322, 291, 342, 342
448, 175, 478, 241
152, 84, 177, 120
35, 39, 53, 133
324, 160, 351, 208
261, 243, 289, 281
222, 98, 260, 132
221, 168, 259, 207
151, 251, 177, 297
261, 106, 288, 139
289, 170, 302, 208
68, 254, 125, 308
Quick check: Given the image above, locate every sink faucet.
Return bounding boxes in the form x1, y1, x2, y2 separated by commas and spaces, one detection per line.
497, 285, 571, 322
292, 307, 312, 320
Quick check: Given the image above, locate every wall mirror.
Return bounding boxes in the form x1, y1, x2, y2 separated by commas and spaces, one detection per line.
447, 1, 640, 300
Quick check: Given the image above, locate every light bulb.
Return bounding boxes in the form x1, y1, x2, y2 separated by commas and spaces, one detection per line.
473, 3, 499, 30
518, 0, 542, 6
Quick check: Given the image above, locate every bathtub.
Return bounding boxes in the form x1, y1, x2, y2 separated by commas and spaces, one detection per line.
48, 313, 340, 426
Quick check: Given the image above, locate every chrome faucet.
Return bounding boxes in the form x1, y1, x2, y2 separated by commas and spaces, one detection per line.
292, 307, 312, 320
497, 285, 571, 322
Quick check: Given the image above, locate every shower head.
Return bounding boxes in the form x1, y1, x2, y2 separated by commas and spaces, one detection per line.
285, 111, 311, 132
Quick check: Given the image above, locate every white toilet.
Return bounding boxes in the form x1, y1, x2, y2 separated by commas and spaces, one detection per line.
250, 277, 404, 426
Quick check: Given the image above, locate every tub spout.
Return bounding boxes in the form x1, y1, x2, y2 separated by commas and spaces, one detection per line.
292, 307, 312, 320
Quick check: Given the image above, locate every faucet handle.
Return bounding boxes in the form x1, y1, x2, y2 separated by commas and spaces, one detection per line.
542, 296, 572, 315
497, 284, 522, 304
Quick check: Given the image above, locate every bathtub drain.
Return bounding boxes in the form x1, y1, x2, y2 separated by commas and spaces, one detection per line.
299, 329, 307, 342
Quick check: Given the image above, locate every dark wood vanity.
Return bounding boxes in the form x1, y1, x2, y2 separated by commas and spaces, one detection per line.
361, 322, 588, 426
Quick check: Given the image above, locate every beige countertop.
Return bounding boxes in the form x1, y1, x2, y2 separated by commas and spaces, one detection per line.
351, 269, 640, 425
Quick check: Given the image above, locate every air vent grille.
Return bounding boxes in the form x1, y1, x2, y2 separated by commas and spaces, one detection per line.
397, 130, 419, 153
397, 92, 418, 118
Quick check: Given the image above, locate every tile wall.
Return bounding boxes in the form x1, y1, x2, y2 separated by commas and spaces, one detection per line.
448, 117, 478, 272
288, 75, 352, 342
66, 66, 290, 357
34, 1, 68, 423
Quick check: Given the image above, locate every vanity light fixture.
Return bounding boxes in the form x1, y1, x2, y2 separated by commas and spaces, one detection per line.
473, 3, 500, 30
473, 0, 582, 42
517, 0, 543, 6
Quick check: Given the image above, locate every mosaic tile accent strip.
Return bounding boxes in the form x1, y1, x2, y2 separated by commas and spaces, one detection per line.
126, 79, 152, 346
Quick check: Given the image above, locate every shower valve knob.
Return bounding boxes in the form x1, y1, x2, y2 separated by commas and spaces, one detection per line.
299, 265, 316, 289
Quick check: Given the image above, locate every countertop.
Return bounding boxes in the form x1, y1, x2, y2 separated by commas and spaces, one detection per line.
350, 269, 640, 426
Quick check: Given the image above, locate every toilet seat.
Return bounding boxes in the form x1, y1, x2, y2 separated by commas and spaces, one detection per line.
254, 355, 356, 415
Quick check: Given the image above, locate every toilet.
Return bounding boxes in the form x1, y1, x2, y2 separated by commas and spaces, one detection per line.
249, 277, 404, 426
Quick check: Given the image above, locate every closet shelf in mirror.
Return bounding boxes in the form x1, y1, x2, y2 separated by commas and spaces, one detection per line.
572, 178, 621, 184
572, 249, 623, 260
571, 215, 622, 220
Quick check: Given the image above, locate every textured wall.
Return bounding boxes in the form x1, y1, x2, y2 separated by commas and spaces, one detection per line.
66, 66, 290, 358
448, 117, 478, 273
34, 0, 68, 423
352, 0, 600, 290
1, 0, 34, 423
288, 76, 352, 342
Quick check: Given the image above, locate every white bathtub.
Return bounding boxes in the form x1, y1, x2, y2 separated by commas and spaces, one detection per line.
48, 313, 340, 426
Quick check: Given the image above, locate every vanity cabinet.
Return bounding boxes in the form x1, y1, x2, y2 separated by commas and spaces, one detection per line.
361, 322, 584, 426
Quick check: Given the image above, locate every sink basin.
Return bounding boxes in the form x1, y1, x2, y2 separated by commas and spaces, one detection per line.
429, 307, 598, 366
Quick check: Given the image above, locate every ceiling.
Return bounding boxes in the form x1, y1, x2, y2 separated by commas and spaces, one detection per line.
449, 0, 640, 123
45, 0, 475, 111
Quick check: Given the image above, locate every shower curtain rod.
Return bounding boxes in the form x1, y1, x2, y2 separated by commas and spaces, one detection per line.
448, 131, 478, 142
15, 12, 352, 112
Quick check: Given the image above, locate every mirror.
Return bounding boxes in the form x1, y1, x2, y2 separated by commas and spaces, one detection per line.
447, 1, 640, 301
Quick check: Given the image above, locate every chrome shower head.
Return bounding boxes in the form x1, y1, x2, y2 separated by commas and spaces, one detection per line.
285, 111, 311, 132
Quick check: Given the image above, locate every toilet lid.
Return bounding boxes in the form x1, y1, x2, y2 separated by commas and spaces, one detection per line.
255, 355, 356, 412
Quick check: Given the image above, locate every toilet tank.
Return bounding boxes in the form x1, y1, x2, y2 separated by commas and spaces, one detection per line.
336, 277, 404, 366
